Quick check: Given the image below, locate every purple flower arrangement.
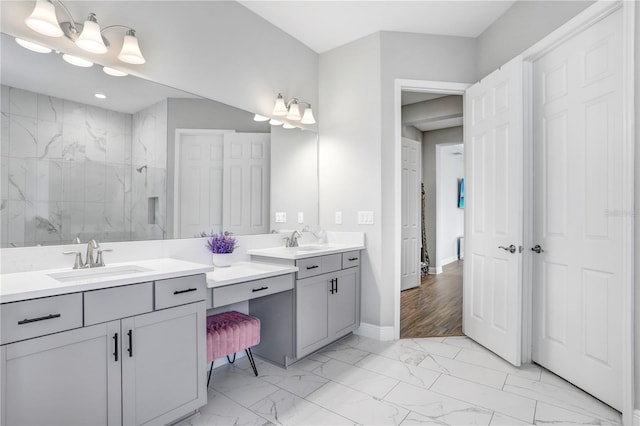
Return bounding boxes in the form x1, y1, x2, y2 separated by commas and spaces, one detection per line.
205, 232, 237, 254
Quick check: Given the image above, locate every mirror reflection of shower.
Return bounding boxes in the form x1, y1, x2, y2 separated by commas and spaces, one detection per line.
136, 165, 148, 185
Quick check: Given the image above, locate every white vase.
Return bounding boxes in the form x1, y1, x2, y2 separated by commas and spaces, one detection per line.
211, 253, 233, 267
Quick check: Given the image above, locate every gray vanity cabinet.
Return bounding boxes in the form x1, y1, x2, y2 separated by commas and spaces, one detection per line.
0, 274, 207, 426
121, 301, 206, 426
295, 252, 361, 359
0, 321, 121, 426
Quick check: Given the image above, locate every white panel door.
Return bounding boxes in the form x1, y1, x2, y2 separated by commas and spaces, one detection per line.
401, 138, 422, 291
463, 55, 524, 366
223, 133, 270, 235
177, 132, 225, 237
532, 9, 623, 410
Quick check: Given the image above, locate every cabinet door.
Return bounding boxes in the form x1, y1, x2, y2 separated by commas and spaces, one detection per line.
121, 301, 206, 426
1, 322, 121, 426
296, 275, 329, 358
329, 268, 360, 338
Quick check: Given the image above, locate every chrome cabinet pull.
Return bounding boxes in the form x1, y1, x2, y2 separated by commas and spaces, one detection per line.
498, 245, 516, 254
18, 313, 61, 325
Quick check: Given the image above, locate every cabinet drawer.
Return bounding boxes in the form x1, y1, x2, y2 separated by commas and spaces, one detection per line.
296, 254, 342, 279
342, 251, 361, 269
155, 274, 207, 310
1, 293, 83, 345
84, 282, 153, 325
212, 274, 293, 308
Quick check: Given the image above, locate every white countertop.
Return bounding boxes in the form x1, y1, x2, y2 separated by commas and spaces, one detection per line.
206, 261, 298, 288
0, 258, 214, 304
247, 243, 365, 260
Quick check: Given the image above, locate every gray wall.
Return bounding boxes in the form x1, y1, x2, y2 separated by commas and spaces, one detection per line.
319, 33, 383, 327
421, 127, 464, 271
165, 98, 270, 237
475, 1, 594, 78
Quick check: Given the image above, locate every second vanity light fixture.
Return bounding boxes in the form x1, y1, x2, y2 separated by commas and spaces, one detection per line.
254, 93, 316, 128
18, 0, 146, 75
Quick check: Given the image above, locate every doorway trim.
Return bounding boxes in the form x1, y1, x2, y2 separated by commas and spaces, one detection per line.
393, 79, 470, 341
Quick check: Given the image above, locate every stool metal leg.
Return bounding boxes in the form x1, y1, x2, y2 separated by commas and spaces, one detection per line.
226, 353, 237, 364
245, 348, 258, 376
207, 361, 214, 387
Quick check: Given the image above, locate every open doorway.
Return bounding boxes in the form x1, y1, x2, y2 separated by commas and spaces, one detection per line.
399, 90, 464, 339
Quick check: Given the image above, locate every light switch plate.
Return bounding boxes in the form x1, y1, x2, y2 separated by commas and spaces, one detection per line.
275, 212, 287, 223
335, 211, 342, 225
358, 211, 374, 225
297, 212, 304, 223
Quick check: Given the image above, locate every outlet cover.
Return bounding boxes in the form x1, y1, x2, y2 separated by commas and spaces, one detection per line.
357, 211, 374, 225
275, 212, 287, 223
335, 211, 343, 225
297, 212, 304, 223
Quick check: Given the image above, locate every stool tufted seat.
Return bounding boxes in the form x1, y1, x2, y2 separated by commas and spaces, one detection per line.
206, 311, 260, 386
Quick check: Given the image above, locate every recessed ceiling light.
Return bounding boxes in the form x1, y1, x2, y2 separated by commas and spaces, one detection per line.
103, 66, 128, 77
94, 93, 107, 99
15, 38, 52, 54
62, 54, 93, 68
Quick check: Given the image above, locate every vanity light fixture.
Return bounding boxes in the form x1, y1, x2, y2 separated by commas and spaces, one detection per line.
23, 0, 146, 64
271, 94, 316, 125
15, 38, 52, 53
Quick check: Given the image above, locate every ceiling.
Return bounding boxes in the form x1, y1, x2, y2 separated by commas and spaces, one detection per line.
239, 0, 516, 53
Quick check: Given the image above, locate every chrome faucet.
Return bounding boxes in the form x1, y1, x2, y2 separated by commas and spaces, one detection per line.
84, 239, 99, 268
288, 230, 302, 248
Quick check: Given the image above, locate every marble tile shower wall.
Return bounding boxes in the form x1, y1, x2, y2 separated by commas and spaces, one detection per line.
131, 99, 167, 241
0, 86, 167, 247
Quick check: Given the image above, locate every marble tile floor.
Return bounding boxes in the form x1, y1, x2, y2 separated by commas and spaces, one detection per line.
178, 334, 622, 426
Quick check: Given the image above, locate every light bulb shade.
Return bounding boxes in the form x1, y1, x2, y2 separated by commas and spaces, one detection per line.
15, 38, 52, 53
272, 94, 288, 116
76, 16, 107, 54
253, 114, 269, 122
25, 0, 63, 37
286, 102, 301, 121
269, 118, 283, 126
118, 32, 145, 64
62, 53, 93, 67
103, 66, 128, 77
300, 107, 316, 124
282, 123, 296, 129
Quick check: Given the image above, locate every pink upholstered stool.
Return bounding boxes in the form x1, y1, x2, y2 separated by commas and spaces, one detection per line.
206, 311, 260, 386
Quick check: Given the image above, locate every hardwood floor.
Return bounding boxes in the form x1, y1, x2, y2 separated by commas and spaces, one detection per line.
400, 260, 463, 338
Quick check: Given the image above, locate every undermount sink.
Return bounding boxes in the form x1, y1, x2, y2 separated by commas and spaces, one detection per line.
48, 265, 153, 283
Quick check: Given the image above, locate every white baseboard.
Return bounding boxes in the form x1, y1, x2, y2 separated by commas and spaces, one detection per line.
354, 322, 395, 341
441, 255, 459, 266
428, 266, 443, 274
633, 409, 640, 426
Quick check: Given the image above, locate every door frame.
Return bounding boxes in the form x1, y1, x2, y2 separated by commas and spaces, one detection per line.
393, 79, 470, 341
520, 0, 635, 422
172, 128, 235, 238
392, 1, 635, 421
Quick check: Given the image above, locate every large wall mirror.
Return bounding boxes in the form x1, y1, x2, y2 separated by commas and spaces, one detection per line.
1, 33, 318, 248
